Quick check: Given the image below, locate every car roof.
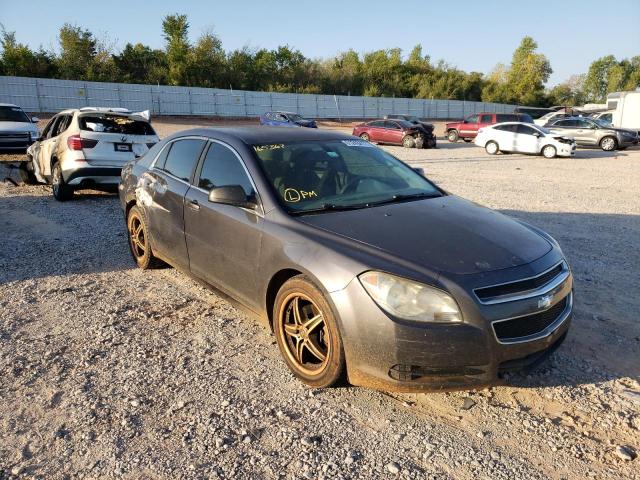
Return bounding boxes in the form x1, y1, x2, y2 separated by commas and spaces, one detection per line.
269, 111, 298, 115
0, 103, 21, 108
166, 126, 353, 144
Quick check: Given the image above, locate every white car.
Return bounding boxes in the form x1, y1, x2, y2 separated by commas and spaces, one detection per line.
474, 122, 576, 158
0, 103, 40, 151
25, 108, 159, 201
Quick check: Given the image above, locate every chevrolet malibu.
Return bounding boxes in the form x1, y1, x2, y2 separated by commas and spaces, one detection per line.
119, 127, 573, 391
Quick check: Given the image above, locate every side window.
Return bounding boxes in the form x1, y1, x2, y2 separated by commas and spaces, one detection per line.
385, 121, 401, 130
56, 115, 72, 135
495, 124, 516, 132
577, 119, 594, 129
41, 116, 58, 139
369, 121, 384, 128
480, 114, 493, 123
517, 125, 537, 135
162, 139, 206, 182
553, 120, 575, 127
465, 115, 479, 124
198, 142, 255, 197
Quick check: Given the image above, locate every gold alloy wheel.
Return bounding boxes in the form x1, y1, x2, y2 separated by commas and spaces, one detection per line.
278, 293, 331, 376
128, 213, 147, 260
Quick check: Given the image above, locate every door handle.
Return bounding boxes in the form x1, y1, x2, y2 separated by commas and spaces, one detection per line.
187, 199, 200, 211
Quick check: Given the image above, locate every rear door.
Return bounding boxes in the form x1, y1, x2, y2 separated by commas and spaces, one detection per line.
144, 137, 206, 268
367, 121, 386, 141
492, 124, 518, 151
459, 114, 479, 138
78, 114, 159, 167
184, 141, 263, 306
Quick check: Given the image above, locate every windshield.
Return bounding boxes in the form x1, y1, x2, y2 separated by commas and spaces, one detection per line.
536, 126, 551, 134
287, 114, 303, 121
253, 139, 442, 214
0, 106, 31, 123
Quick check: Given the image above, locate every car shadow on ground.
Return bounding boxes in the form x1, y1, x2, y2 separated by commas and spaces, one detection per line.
498, 209, 640, 389
0, 191, 133, 284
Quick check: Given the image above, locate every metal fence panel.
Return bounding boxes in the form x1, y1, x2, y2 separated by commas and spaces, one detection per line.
0, 75, 517, 119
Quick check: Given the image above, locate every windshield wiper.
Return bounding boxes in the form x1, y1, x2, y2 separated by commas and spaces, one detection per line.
363, 192, 442, 207
290, 203, 369, 216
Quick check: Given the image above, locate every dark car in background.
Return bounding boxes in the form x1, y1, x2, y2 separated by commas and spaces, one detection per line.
260, 111, 317, 128
352, 119, 430, 148
545, 116, 639, 151
384, 114, 437, 148
445, 112, 533, 142
119, 127, 573, 392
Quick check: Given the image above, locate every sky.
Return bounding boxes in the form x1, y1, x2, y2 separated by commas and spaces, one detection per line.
1, 0, 639, 86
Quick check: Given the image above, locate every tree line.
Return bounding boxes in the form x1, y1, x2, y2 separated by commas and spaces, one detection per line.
1, 14, 638, 107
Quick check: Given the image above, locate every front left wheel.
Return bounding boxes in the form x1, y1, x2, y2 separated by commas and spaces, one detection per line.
274, 276, 346, 388
542, 145, 557, 158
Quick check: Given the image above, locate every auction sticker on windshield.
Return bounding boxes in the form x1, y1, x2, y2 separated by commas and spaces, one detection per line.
342, 140, 374, 147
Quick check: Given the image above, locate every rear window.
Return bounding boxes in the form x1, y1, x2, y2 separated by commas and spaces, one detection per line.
79, 115, 156, 135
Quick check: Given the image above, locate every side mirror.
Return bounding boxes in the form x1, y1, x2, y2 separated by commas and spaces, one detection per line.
413, 167, 425, 176
533, 132, 542, 138
31, 117, 40, 123
208, 185, 256, 209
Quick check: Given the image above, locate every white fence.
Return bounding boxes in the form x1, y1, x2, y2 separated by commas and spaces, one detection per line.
0, 76, 517, 119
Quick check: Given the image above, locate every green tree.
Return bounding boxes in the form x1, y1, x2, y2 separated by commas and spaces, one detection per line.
0, 26, 56, 77
505, 36, 552, 105
162, 14, 190, 85
57, 24, 98, 80
114, 43, 168, 84
583, 55, 618, 102
547, 74, 586, 106
186, 31, 226, 88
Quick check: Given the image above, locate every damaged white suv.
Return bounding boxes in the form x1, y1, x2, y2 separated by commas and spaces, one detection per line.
25, 107, 159, 201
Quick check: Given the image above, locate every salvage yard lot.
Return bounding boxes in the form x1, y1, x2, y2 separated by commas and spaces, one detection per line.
1, 118, 639, 479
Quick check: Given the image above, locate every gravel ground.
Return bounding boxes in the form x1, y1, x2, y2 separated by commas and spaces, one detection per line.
0, 118, 639, 479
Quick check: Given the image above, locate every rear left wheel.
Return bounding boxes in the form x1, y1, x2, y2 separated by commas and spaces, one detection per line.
359, 133, 370, 142
274, 276, 346, 388
485, 141, 499, 155
51, 162, 73, 201
127, 205, 162, 269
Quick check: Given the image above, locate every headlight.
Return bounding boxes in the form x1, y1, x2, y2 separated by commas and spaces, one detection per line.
359, 271, 462, 323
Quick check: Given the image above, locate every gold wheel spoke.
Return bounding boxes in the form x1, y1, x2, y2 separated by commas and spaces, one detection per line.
304, 337, 326, 362
292, 297, 302, 325
295, 337, 305, 363
284, 323, 300, 337
302, 314, 323, 334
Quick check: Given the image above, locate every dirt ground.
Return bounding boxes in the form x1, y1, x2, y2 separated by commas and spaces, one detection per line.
0, 117, 638, 479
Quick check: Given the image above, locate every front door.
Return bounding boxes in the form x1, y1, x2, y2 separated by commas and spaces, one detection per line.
143, 137, 206, 268
459, 114, 479, 139
33, 115, 65, 180
184, 141, 263, 307
383, 121, 405, 144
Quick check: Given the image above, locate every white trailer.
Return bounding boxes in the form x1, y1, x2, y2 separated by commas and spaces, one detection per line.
607, 91, 640, 133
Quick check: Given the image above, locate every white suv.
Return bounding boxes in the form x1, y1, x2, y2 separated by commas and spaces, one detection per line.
26, 107, 159, 201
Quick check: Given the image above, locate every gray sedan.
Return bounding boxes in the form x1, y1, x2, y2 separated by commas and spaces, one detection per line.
546, 117, 639, 151
119, 127, 573, 392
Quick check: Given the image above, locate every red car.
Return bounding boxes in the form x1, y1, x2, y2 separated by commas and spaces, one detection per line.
352, 119, 425, 148
445, 112, 533, 142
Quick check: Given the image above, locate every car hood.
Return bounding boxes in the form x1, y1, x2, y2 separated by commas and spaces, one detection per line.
297, 195, 552, 275
0, 121, 38, 133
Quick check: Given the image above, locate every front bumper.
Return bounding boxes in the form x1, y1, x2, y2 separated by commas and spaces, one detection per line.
330, 255, 573, 392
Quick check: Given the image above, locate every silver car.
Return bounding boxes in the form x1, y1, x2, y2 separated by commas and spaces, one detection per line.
546, 116, 639, 151
0, 103, 40, 151
26, 107, 159, 201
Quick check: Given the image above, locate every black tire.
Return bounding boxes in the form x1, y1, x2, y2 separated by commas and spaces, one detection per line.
447, 130, 459, 142
485, 141, 499, 155
359, 133, 370, 142
402, 135, 415, 148
127, 205, 162, 269
18, 159, 37, 184
599, 136, 618, 151
51, 162, 73, 201
273, 276, 346, 388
